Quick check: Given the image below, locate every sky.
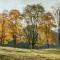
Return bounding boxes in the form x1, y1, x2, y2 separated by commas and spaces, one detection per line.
0, 0, 60, 12
0, 0, 60, 32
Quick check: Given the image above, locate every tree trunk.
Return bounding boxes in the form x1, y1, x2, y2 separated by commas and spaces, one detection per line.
13, 34, 16, 47
32, 42, 35, 49
46, 40, 49, 48
0, 38, 2, 46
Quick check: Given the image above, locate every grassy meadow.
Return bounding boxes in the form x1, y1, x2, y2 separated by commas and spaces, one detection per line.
0, 46, 60, 60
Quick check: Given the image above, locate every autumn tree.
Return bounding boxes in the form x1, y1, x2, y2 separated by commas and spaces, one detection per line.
55, 7, 60, 44
39, 12, 56, 48
52, 6, 60, 45
1, 11, 8, 46
0, 14, 4, 46
9, 9, 21, 47
0, 9, 22, 47
1, 10, 13, 46
23, 4, 45, 48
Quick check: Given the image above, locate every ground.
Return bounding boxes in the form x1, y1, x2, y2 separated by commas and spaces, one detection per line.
0, 46, 60, 60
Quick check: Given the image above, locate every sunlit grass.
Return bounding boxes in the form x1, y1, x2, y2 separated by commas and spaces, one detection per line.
0, 46, 60, 60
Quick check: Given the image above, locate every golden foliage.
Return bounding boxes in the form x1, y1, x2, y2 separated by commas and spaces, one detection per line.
0, 10, 24, 45
0, 9, 57, 46
37, 12, 57, 45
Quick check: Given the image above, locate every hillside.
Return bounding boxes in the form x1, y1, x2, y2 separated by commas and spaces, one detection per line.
0, 46, 60, 60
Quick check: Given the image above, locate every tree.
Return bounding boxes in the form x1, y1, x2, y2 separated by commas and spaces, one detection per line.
1, 12, 8, 46
23, 4, 45, 48
40, 12, 56, 48
0, 9, 22, 47
52, 6, 60, 45
1, 11, 13, 46
9, 9, 21, 47
0, 14, 4, 46
55, 7, 60, 44
24, 25, 38, 48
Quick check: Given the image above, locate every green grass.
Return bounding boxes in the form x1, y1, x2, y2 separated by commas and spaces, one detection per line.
0, 46, 60, 60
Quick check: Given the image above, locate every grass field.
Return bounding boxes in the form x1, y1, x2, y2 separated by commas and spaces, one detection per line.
0, 46, 60, 60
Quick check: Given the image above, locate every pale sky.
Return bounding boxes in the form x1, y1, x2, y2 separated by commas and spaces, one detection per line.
0, 0, 60, 12
0, 0, 59, 32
